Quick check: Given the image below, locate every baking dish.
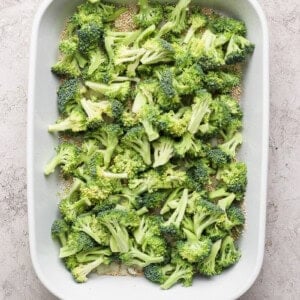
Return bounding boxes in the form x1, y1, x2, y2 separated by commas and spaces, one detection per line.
27, 0, 269, 299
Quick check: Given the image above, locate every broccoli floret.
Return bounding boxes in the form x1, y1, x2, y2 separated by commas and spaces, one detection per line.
132, 80, 157, 113
218, 132, 243, 159
140, 38, 174, 65
225, 34, 255, 65
160, 253, 194, 289
85, 81, 130, 101
81, 99, 112, 128
188, 91, 212, 135
51, 219, 69, 246
193, 200, 225, 238
157, 0, 192, 37
113, 45, 146, 65
44, 142, 81, 176
205, 224, 228, 242
198, 239, 222, 276
59, 231, 96, 258
222, 206, 245, 230
86, 124, 123, 168
72, 214, 110, 246
186, 160, 211, 192
57, 79, 85, 114
203, 71, 240, 94
111, 149, 147, 178
122, 126, 152, 165
71, 248, 111, 283
207, 148, 230, 169
161, 166, 188, 189
136, 192, 167, 211
174, 133, 207, 158
184, 13, 207, 44
86, 48, 108, 76
98, 209, 139, 253
48, 107, 87, 133
134, 0, 163, 28
217, 236, 241, 269
210, 16, 246, 36
51, 54, 83, 78
153, 137, 175, 168
144, 264, 174, 284
189, 29, 225, 70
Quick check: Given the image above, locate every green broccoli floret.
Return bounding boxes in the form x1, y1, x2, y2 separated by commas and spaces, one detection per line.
111, 149, 147, 178
203, 71, 240, 94
51, 53, 83, 78
184, 13, 207, 44
174, 133, 206, 158
136, 192, 167, 211
86, 48, 108, 76
198, 239, 222, 276
72, 214, 110, 246
57, 79, 85, 114
132, 80, 157, 113
134, 0, 163, 28
51, 219, 69, 246
98, 209, 139, 253
85, 81, 130, 101
207, 148, 230, 169
44, 142, 81, 176
144, 264, 174, 284
158, 108, 191, 137
153, 137, 175, 168
59, 231, 96, 258
217, 236, 241, 269
140, 38, 174, 65
218, 132, 243, 159
157, 0, 192, 37
222, 206, 245, 230
161, 166, 188, 189
189, 29, 225, 70
193, 200, 225, 238
160, 253, 194, 289
186, 160, 211, 192
122, 126, 152, 165
205, 224, 228, 242
86, 124, 123, 168
48, 107, 87, 133
71, 248, 111, 283
225, 34, 255, 65
136, 104, 161, 142
210, 16, 246, 36
188, 91, 212, 135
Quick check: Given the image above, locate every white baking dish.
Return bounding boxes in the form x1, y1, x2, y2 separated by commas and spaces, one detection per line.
27, 0, 269, 299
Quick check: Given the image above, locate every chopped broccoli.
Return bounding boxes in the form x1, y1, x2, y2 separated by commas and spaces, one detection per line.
153, 137, 175, 168
209, 16, 246, 36
217, 236, 241, 269
51, 219, 69, 246
134, 0, 163, 28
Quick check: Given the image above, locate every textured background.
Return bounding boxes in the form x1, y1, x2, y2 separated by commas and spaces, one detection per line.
0, 0, 299, 299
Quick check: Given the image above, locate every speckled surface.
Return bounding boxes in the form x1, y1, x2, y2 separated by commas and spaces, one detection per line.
0, 0, 299, 299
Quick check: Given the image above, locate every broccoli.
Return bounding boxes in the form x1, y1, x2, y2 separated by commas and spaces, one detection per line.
132, 80, 157, 113
203, 71, 240, 94
86, 124, 123, 168
205, 224, 228, 242
198, 239, 222, 276
217, 236, 241, 269
85, 81, 130, 101
86, 48, 108, 76
186, 160, 211, 191
98, 209, 139, 253
136, 192, 167, 211
222, 206, 245, 230
209, 16, 246, 36
72, 248, 112, 283
207, 148, 230, 169
144, 264, 174, 284
122, 126, 152, 165
51, 219, 69, 246
218, 132, 243, 159
225, 34, 255, 65
44, 142, 81, 176
184, 13, 207, 44
153, 137, 175, 168
134, 0, 163, 28
57, 79, 85, 114
59, 231, 97, 258
188, 91, 212, 135
175, 133, 206, 158
48, 107, 87, 133
72, 214, 110, 246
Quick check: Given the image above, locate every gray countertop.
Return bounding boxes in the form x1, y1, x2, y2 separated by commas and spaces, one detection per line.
0, 0, 299, 299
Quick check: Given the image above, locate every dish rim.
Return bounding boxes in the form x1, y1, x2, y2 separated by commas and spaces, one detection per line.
27, 0, 269, 299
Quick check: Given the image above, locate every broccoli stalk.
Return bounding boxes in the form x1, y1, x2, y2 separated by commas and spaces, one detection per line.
184, 13, 207, 44
51, 219, 69, 246
153, 138, 174, 168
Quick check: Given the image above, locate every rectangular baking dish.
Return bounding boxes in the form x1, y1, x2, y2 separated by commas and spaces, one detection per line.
27, 0, 269, 299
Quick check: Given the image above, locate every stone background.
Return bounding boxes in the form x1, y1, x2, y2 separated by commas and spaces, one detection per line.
0, 0, 299, 299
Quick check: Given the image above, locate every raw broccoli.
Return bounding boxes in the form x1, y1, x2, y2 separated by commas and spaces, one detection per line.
218, 132, 243, 159
51, 219, 69, 246
136, 192, 167, 211
85, 81, 130, 101
205, 224, 228, 242
44, 142, 81, 176
225, 34, 255, 65
48, 107, 87, 133
207, 148, 230, 169
198, 239, 222, 276
222, 206, 245, 230
122, 126, 152, 165
175, 133, 206, 158
153, 137, 175, 168
134, 0, 163, 28
217, 236, 241, 269
59, 231, 97, 258
72, 248, 112, 283
188, 91, 212, 135
186, 160, 211, 191
144, 264, 174, 284
98, 209, 139, 253
132, 80, 157, 113
210, 16, 246, 36
184, 13, 207, 44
